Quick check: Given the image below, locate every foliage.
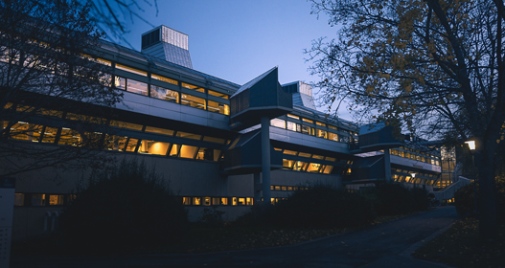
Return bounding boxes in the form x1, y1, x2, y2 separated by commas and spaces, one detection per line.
413, 218, 505, 268
59, 159, 188, 254
308, 0, 505, 239
455, 178, 505, 223
261, 186, 375, 229
362, 183, 430, 216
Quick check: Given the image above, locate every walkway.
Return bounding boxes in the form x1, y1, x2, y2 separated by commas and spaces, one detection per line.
12, 206, 457, 268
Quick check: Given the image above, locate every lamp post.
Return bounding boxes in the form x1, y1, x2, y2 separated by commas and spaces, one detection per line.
465, 139, 477, 217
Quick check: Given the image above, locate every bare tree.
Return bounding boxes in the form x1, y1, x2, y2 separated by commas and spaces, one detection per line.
308, 0, 505, 240
0, 0, 123, 176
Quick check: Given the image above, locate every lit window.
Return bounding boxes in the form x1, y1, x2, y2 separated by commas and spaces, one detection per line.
182, 82, 205, 93
287, 121, 300, 132
145, 126, 174, 136
41, 126, 58, 143
49, 195, 64, 206
151, 74, 178, 85
316, 121, 326, 127
138, 140, 169, 155
271, 118, 286, 129
302, 118, 314, 124
58, 127, 82, 146
204, 197, 211, 206
298, 152, 311, 158
110, 121, 143, 131
176, 131, 201, 140
287, 114, 299, 120
104, 135, 127, 151
307, 163, 321, 173
193, 197, 201, 206
127, 79, 148, 96
125, 138, 139, 152
116, 64, 147, 76
208, 89, 229, 99
180, 144, 198, 159
322, 165, 333, 174
151, 85, 179, 103
181, 94, 206, 110
182, 197, 191, 205
317, 129, 327, 139
283, 150, 297, 155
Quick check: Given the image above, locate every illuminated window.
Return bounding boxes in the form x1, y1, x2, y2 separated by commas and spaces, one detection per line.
307, 163, 321, 173
193, 197, 201, 206
322, 165, 333, 174
176, 131, 201, 140
110, 121, 143, 131
49, 195, 64, 206
316, 121, 326, 127
287, 121, 300, 132
294, 161, 307, 171
41, 126, 58, 143
180, 144, 198, 159
145, 126, 174, 136
169, 144, 179, 156
204, 197, 211, 206
138, 140, 169, 155
287, 114, 299, 120
283, 150, 297, 155
125, 138, 139, 152
271, 118, 286, 129
231, 197, 238, 206
302, 118, 314, 124
182, 197, 191, 205
283, 159, 295, 169
328, 132, 339, 141
58, 127, 82, 146
104, 135, 127, 151
127, 79, 148, 96
181, 94, 206, 110
317, 129, 327, 138
182, 82, 205, 93
151, 74, 178, 85
10, 122, 42, 142
116, 64, 147, 76
298, 152, 311, 158
208, 100, 228, 114
151, 85, 179, 103
208, 89, 229, 99
220, 197, 228, 205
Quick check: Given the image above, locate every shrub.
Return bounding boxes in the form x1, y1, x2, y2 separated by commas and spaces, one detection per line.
454, 182, 478, 219
365, 183, 430, 216
59, 159, 188, 254
455, 178, 505, 223
269, 186, 375, 229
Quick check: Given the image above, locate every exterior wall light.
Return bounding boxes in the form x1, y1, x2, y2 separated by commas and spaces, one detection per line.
465, 139, 476, 151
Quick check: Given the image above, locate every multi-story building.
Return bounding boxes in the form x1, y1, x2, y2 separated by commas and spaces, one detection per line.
2, 26, 445, 240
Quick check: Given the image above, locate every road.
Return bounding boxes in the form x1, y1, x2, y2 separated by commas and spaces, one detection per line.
12, 206, 457, 268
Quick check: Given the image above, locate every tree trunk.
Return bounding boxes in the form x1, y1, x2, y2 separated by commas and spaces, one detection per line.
477, 141, 498, 241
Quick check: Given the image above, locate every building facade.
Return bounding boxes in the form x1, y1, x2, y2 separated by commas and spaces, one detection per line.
2, 26, 444, 240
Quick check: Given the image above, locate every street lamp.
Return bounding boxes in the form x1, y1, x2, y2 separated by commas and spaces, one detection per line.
465, 140, 476, 151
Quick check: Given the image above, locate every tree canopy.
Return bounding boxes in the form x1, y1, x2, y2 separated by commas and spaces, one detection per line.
308, 0, 505, 240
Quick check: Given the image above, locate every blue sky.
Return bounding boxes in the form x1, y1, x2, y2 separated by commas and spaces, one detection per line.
119, 0, 335, 84
115, 0, 350, 119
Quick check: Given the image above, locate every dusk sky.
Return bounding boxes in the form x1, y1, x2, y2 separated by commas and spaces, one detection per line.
116, 0, 352, 119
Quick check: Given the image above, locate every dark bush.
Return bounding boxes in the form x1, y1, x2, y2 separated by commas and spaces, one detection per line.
268, 186, 375, 229
364, 183, 430, 216
455, 178, 505, 223
454, 182, 478, 219
59, 159, 188, 254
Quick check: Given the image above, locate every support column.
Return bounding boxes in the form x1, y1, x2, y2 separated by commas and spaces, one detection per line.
384, 148, 392, 182
253, 172, 261, 205
261, 116, 271, 205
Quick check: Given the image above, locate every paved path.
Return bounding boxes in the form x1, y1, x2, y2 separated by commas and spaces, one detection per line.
12, 206, 457, 268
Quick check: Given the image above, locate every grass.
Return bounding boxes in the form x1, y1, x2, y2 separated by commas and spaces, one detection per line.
413, 218, 505, 268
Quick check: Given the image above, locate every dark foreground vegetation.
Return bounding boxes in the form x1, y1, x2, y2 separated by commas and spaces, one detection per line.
413, 178, 505, 267
13, 165, 505, 268
13, 163, 431, 256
